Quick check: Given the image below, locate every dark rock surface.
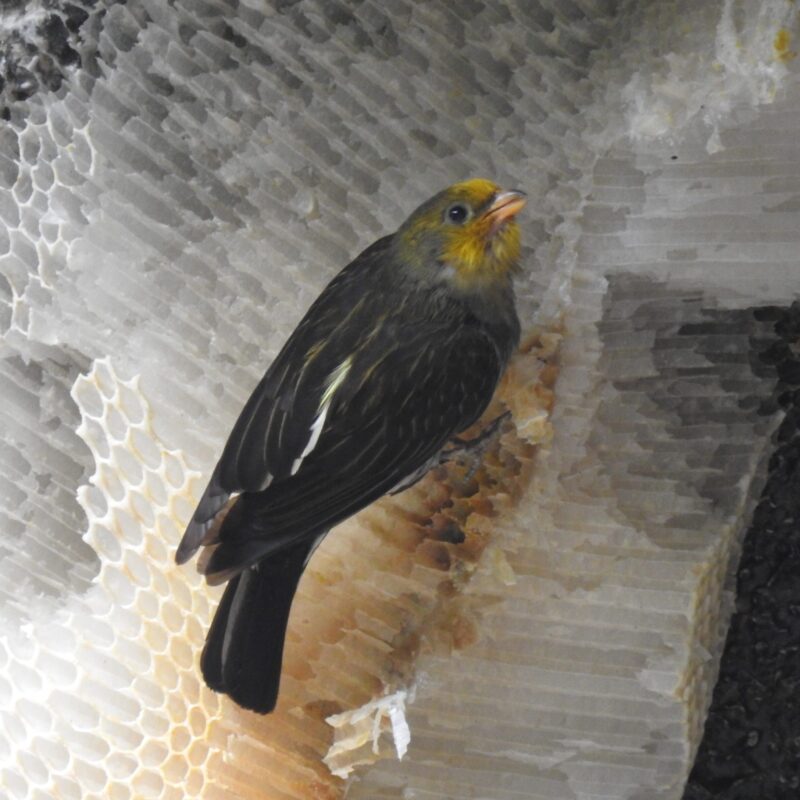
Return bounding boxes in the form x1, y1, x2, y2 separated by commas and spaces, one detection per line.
684, 302, 800, 800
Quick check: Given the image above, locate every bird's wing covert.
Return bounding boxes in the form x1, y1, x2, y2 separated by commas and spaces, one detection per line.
200, 320, 504, 579
176, 238, 393, 563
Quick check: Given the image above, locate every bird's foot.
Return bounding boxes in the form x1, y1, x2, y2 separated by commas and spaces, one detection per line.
389, 412, 512, 496
440, 410, 511, 478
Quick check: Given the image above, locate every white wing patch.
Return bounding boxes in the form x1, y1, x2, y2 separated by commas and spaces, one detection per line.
291, 356, 353, 475
290, 404, 329, 475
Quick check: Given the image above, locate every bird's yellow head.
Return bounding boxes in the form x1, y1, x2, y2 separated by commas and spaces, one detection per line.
396, 179, 526, 290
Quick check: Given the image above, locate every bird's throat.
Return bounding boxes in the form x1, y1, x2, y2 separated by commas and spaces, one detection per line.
443, 223, 521, 289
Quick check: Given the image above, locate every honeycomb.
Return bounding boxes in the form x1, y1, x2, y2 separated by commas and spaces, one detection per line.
1, 0, 800, 798
0, 358, 217, 799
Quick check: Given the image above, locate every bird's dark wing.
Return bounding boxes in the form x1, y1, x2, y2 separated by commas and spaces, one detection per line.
176, 237, 393, 564
200, 318, 504, 581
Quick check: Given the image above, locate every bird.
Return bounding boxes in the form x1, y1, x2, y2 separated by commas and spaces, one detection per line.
176, 178, 527, 713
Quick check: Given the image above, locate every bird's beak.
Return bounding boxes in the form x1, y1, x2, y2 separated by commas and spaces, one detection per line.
484, 190, 527, 234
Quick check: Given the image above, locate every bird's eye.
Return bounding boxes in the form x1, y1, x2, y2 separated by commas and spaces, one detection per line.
445, 203, 470, 224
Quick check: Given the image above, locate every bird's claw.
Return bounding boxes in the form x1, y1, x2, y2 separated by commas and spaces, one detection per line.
440, 410, 511, 479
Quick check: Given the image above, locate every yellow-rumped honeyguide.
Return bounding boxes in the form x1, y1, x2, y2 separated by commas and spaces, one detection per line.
176, 179, 527, 713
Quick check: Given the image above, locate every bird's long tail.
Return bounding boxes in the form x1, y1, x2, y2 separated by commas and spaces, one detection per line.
200, 539, 314, 713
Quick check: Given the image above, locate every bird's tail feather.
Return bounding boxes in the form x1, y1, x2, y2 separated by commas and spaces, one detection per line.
201, 539, 313, 713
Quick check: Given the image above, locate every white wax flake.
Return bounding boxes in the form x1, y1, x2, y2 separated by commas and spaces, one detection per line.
323, 689, 413, 779
388, 700, 412, 761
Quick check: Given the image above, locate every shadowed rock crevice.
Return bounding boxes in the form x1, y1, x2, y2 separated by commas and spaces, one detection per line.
684, 302, 800, 800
